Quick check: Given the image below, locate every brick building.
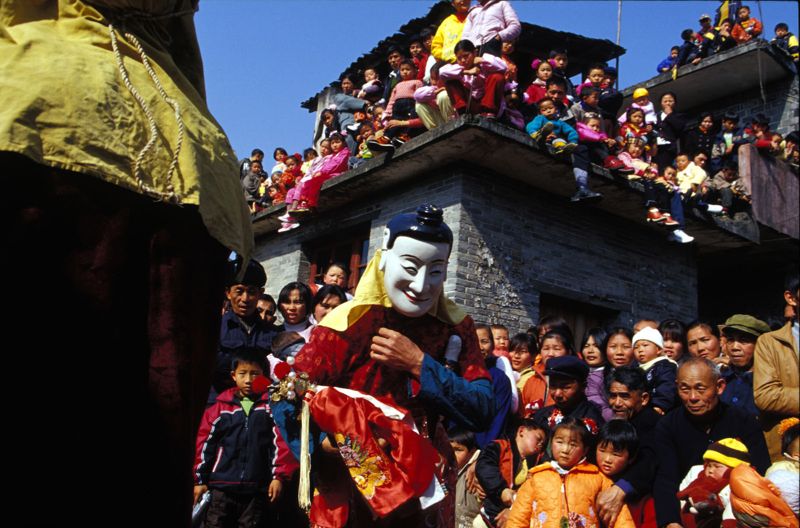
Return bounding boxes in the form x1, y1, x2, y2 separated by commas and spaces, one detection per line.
253, 6, 798, 336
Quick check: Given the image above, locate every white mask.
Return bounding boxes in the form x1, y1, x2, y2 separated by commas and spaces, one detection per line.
379, 235, 449, 318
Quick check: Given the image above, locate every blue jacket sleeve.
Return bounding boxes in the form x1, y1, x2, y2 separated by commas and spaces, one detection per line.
412, 354, 494, 431
562, 121, 579, 144
656, 57, 673, 72
333, 93, 367, 113
525, 115, 545, 135
475, 368, 512, 448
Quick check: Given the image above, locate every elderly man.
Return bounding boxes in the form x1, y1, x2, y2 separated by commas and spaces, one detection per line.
719, 314, 771, 417
754, 273, 799, 461
532, 355, 605, 430
207, 258, 276, 407
291, 204, 493, 527
653, 357, 770, 528
596, 366, 662, 526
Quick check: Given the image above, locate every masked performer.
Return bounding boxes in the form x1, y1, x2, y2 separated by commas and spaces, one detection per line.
290, 204, 494, 527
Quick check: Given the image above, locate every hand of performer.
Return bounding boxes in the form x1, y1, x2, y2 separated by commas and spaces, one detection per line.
370, 327, 424, 379
268, 479, 283, 503
495, 508, 510, 528
193, 484, 208, 505
597, 484, 626, 527
466, 463, 486, 500
321, 435, 339, 454
500, 488, 515, 506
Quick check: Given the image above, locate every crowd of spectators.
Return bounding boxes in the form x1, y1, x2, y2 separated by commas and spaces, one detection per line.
196, 246, 799, 527
236, 1, 798, 242
198, 3, 800, 527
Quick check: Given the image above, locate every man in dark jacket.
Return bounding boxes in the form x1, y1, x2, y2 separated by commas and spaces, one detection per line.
532, 355, 605, 431
653, 357, 770, 528
596, 366, 662, 526
209, 257, 276, 405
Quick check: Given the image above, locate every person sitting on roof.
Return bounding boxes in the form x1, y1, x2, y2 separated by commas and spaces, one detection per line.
731, 5, 763, 44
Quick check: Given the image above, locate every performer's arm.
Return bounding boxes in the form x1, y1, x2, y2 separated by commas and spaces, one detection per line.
414, 354, 494, 431
370, 327, 494, 431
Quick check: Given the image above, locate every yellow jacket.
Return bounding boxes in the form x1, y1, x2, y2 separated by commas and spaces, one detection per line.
506, 461, 635, 528
431, 14, 467, 63
0, 0, 253, 260
754, 322, 800, 461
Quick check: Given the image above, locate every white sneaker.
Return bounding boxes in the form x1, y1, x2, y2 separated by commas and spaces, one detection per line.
278, 213, 292, 222
277, 222, 299, 233
671, 229, 695, 244
706, 204, 724, 214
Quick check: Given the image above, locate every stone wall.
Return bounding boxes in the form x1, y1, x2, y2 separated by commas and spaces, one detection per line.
452, 171, 698, 332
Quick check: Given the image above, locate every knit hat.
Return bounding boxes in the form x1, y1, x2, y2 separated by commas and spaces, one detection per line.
633, 87, 649, 99
720, 314, 771, 337
703, 438, 750, 468
632, 327, 664, 349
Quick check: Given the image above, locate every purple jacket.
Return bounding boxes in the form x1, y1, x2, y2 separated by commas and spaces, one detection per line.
439, 53, 507, 100
586, 367, 615, 422
461, 0, 521, 46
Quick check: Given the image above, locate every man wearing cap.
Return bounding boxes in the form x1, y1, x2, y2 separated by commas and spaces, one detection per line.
697, 14, 717, 58
754, 273, 800, 462
532, 355, 605, 431
719, 314, 771, 417
653, 357, 770, 528
209, 258, 275, 405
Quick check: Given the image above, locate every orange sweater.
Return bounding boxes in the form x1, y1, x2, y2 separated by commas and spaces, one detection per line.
506, 461, 635, 528
729, 464, 798, 528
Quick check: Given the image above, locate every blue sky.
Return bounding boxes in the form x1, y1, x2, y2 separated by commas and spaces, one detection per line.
195, 0, 798, 160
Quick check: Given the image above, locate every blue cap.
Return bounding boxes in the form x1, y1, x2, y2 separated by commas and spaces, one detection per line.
545, 356, 589, 383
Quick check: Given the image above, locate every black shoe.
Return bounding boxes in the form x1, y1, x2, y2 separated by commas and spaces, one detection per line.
570, 189, 603, 203
366, 137, 395, 152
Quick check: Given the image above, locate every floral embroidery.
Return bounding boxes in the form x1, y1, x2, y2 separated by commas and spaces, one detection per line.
334, 432, 390, 500
547, 408, 565, 428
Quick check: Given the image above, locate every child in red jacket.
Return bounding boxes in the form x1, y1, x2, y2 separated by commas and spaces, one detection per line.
731, 5, 763, 44
677, 438, 751, 528
194, 349, 295, 527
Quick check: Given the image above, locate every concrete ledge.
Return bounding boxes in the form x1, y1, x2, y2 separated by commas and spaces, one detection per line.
253, 117, 772, 253
621, 40, 794, 113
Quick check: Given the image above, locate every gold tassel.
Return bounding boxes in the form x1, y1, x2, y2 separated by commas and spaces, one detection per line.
298, 397, 312, 513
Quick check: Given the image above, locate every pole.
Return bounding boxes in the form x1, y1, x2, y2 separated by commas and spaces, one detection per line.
615, 0, 622, 90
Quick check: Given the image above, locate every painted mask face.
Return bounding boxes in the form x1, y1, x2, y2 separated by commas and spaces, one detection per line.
380, 236, 449, 318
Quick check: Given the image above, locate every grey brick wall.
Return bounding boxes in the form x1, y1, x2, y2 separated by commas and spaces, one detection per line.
254, 166, 698, 332
452, 171, 698, 333
686, 76, 799, 136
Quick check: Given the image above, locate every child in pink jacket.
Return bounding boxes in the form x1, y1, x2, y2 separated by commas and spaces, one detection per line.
440, 39, 507, 118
